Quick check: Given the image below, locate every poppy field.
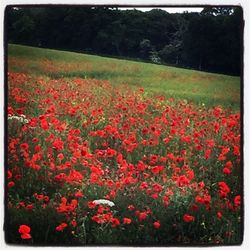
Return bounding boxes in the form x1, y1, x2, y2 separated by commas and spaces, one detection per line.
6, 45, 242, 245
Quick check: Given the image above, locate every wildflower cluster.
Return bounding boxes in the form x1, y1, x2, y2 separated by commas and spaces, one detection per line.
8, 114, 29, 124
6, 72, 241, 245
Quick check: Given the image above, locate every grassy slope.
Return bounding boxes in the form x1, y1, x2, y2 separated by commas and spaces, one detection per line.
8, 44, 241, 109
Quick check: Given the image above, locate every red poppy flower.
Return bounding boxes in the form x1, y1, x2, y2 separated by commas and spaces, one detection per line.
137, 211, 148, 221
71, 219, 77, 227
26, 204, 34, 210
218, 181, 230, 198
8, 181, 15, 188
52, 138, 64, 150
19, 225, 32, 239
128, 204, 135, 211
123, 218, 132, 225
233, 146, 240, 156
20, 143, 29, 151
8, 170, 12, 179
234, 195, 241, 206
204, 149, 211, 160
75, 190, 84, 198
152, 183, 163, 193
57, 153, 64, 160
183, 214, 194, 222
151, 166, 164, 174
56, 223, 68, 232
223, 167, 231, 174
41, 119, 49, 130
139, 182, 148, 190
88, 201, 96, 209
217, 211, 223, 219
21, 233, 32, 239
19, 225, 30, 234
153, 220, 161, 229
111, 217, 120, 228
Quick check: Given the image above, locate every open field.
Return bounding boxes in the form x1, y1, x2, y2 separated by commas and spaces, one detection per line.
6, 44, 242, 245
8, 44, 240, 109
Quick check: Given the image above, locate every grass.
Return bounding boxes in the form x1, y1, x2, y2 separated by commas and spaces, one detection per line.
8, 44, 241, 109
6, 44, 242, 245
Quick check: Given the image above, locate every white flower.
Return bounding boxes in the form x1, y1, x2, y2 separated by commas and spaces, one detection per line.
93, 199, 115, 207
8, 115, 29, 124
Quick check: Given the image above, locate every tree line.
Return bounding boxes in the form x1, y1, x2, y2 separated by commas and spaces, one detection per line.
6, 6, 243, 75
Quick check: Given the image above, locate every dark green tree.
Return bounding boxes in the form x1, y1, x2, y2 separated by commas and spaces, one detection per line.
5, 6, 242, 75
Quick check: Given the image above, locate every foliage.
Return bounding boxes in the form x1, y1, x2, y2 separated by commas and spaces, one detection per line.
149, 50, 161, 64
5, 6, 242, 75
139, 39, 152, 59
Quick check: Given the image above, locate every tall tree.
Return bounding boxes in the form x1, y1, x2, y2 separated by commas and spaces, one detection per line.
6, 6, 242, 75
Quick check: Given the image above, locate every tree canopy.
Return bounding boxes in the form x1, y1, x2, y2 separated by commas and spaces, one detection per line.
6, 6, 243, 75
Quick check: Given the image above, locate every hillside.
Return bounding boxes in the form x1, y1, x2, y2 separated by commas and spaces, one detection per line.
8, 44, 240, 109
6, 43, 242, 245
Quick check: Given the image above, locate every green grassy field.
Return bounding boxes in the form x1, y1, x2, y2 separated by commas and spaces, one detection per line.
8, 44, 241, 109
6, 43, 242, 245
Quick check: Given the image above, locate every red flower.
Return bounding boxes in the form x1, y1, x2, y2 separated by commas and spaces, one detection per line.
218, 154, 226, 161
233, 146, 240, 156
163, 195, 169, 207
20, 233, 31, 239
218, 181, 230, 198
183, 214, 194, 222
8, 170, 12, 179
88, 201, 96, 209
67, 170, 83, 183
123, 218, 132, 225
43, 196, 49, 202
186, 169, 195, 180
19, 225, 30, 234
190, 204, 199, 211
8, 181, 15, 188
225, 161, 233, 168
111, 217, 120, 228
139, 182, 148, 190
153, 220, 161, 229
107, 148, 116, 157
8, 106, 14, 115
206, 139, 215, 148
152, 183, 163, 193
52, 138, 64, 150
56, 223, 68, 232
41, 119, 49, 130
204, 149, 211, 160
26, 204, 34, 210
217, 211, 223, 219
128, 204, 135, 211
151, 166, 164, 174
71, 219, 77, 227
234, 195, 241, 207
136, 161, 145, 172
75, 190, 84, 198
223, 167, 231, 174
19, 225, 31, 239
177, 175, 189, 187
137, 211, 148, 221
221, 147, 230, 155
57, 153, 64, 160
20, 143, 29, 151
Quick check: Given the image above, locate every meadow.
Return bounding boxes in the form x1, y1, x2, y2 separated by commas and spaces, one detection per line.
6, 44, 242, 245
8, 44, 240, 109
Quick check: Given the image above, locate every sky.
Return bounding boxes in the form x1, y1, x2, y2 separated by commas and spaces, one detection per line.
118, 7, 204, 13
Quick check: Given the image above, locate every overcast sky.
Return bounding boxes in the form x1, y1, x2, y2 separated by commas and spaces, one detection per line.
118, 7, 204, 13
